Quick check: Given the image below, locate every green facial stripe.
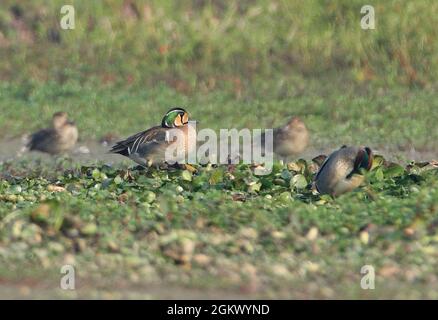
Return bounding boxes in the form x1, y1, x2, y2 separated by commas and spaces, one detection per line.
163, 112, 179, 128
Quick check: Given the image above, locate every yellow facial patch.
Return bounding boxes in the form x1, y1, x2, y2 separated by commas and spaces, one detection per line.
174, 115, 183, 127
182, 112, 188, 124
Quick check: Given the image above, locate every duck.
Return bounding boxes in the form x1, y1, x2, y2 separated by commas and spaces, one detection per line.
314, 145, 373, 197
110, 107, 194, 167
27, 111, 78, 155
259, 116, 309, 162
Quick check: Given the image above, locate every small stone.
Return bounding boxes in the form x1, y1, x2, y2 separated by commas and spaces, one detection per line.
125, 256, 143, 268
64, 228, 80, 238
106, 240, 119, 252
271, 231, 286, 239
304, 261, 319, 273
193, 254, 211, 266
239, 227, 258, 239
129, 272, 140, 283
12, 220, 25, 239
181, 238, 195, 256
19, 286, 31, 296
118, 193, 129, 203
306, 227, 318, 241
63, 253, 76, 265
241, 263, 257, 276
47, 185, 66, 192
31, 204, 51, 223
80, 223, 98, 236
22, 224, 43, 244
271, 264, 290, 277
175, 195, 185, 203
404, 227, 415, 237
360, 231, 370, 244
48, 241, 64, 253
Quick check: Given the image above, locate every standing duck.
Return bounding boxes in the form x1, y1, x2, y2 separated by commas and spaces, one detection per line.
27, 111, 78, 155
314, 146, 373, 197
110, 107, 194, 167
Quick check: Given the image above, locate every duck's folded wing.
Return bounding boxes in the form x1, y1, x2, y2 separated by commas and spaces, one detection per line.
109, 127, 167, 156
27, 129, 56, 151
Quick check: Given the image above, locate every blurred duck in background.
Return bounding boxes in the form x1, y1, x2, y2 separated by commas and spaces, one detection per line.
260, 116, 309, 162
314, 145, 373, 197
27, 112, 78, 155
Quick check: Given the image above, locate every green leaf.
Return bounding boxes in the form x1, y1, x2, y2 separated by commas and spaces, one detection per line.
144, 191, 156, 203
181, 170, 192, 181
372, 155, 385, 169
92, 168, 101, 180
114, 175, 123, 185
384, 164, 406, 178
81, 223, 98, 236
209, 169, 224, 185
375, 168, 384, 181
248, 182, 262, 193
280, 169, 292, 180
290, 174, 308, 190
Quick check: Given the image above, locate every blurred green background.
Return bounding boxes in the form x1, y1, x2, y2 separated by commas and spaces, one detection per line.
0, 0, 437, 155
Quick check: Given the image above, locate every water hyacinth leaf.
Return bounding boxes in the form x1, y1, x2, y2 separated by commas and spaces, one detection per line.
372, 155, 385, 169
209, 169, 224, 185
280, 169, 292, 180
384, 164, 406, 178
278, 191, 292, 202
114, 175, 123, 185
192, 176, 207, 189
248, 182, 262, 193
92, 168, 101, 180
273, 178, 287, 186
144, 191, 156, 203
181, 170, 192, 181
374, 168, 384, 181
290, 174, 308, 190
258, 175, 273, 189
80, 223, 98, 236
271, 162, 284, 174
11, 185, 22, 194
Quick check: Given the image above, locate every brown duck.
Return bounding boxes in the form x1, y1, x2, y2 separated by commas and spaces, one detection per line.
27, 112, 78, 155
110, 107, 194, 167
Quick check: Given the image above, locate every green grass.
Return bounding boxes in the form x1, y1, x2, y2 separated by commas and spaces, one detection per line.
1, 0, 438, 299
1, 80, 438, 153
2, 0, 438, 87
